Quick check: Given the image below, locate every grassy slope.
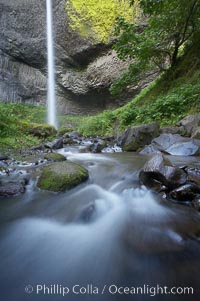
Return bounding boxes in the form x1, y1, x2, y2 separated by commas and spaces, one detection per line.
0, 103, 47, 152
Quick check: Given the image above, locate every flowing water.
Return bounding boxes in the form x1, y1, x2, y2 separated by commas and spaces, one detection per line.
46, 0, 56, 128
0, 151, 200, 301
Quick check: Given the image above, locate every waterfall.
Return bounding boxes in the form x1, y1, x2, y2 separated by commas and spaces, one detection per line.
46, 0, 57, 128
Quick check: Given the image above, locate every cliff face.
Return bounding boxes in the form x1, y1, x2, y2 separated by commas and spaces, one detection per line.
0, 0, 156, 115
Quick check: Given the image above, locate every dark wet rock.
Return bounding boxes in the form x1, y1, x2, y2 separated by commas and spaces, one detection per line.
185, 167, 200, 185
44, 153, 66, 162
169, 184, 200, 202
192, 198, 200, 211
27, 123, 57, 138
63, 137, 76, 145
139, 154, 187, 190
88, 141, 107, 153
0, 182, 25, 197
78, 203, 96, 222
0, 154, 9, 161
139, 145, 161, 155
37, 162, 88, 192
44, 138, 63, 150
177, 114, 200, 136
119, 122, 160, 152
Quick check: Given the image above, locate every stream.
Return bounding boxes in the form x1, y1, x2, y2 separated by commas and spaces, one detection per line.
0, 150, 200, 301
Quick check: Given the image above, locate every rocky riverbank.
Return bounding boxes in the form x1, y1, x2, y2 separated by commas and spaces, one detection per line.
1, 113, 200, 211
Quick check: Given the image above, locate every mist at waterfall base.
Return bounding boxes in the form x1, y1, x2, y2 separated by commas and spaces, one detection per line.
0, 151, 200, 301
46, 0, 57, 128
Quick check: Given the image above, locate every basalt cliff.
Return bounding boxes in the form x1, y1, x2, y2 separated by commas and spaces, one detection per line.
0, 0, 156, 114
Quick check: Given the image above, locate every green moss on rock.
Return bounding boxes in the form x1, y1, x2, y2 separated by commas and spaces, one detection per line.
44, 152, 66, 162
37, 162, 88, 192
24, 123, 57, 138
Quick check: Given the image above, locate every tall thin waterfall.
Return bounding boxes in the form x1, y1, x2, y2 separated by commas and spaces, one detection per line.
46, 0, 57, 128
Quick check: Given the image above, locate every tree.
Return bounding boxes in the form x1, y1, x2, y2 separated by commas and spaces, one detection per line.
111, 0, 200, 94
66, 0, 140, 43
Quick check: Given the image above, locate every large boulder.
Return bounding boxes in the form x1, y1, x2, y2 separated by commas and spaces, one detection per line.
37, 161, 88, 192
26, 123, 57, 138
177, 114, 200, 136
119, 122, 160, 152
139, 154, 187, 190
144, 133, 200, 156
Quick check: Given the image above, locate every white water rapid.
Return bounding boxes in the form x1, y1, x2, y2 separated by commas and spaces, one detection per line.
46, 0, 57, 128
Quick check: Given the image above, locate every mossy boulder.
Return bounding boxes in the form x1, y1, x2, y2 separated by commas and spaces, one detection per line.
24, 123, 57, 138
44, 152, 66, 162
37, 162, 88, 192
118, 122, 160, 152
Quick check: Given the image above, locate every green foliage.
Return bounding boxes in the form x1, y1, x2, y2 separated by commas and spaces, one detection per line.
66, 0, 139, 42
0, 103, 47, 151
77, 110, 116, 136
112, 0, 200, 94
0, 104, 18, 137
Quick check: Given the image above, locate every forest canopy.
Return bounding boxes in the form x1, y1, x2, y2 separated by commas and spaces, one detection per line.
112, 0, 200, 94
66, 0, 140, 42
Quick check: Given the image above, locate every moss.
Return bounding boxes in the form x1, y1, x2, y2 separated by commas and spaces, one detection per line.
24, 123, 57, 138
44, 152, 66, 162
37, 162, 89, 192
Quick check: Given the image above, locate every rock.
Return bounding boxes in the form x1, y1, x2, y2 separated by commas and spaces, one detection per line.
0, 182, 25, 197
44, 138, 63, 150
77, 203, 96, 222
139, 154, 187, 190
102, 144, 122, 153
185, 167, 200, 185
169, 184, 200, 202
0, 153, 9, 161
44, 153, 66, 162
37, 162, 88, 192
63, 137, 76, 145
151, 134, 200, 156
119, 122, 160, 152
88, 141, 107, 153
193, 198, 200, 211
177, 114, 200, 136
152, 134, 185, 151
27, 123, 57, 138
160, 126, 184, 135
139, 145, 161, 155
68, 132, 81, 139
192, 126, 200, 140
166, 141, 199, 156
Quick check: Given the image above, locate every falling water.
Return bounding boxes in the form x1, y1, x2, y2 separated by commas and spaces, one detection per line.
46, 0, 57, 128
